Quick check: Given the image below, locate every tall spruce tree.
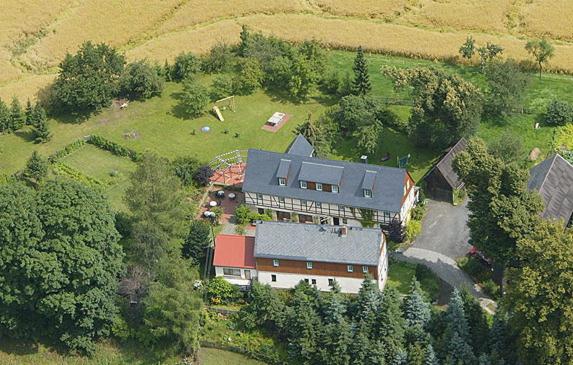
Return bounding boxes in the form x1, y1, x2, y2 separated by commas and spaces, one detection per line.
238, 25, 251, 57
402, 278, 431, 328
352, 46, 371, 96
318, 294, 352, 365
424, 344, 439, 365
32, 116, 50, 143
9, 97, 24, 131
0, 99, 10, 133
25, 99, 33, 125
21, 151, 48, 186
376, 288, 407, 364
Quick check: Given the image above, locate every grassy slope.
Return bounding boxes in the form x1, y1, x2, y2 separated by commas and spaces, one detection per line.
1, 50, 569, 205
198, 348, 265, 365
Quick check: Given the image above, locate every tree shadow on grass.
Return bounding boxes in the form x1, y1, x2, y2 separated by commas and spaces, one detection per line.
0, 337, 39, 355
170, 91, 192, 120
15, 129, 35, 143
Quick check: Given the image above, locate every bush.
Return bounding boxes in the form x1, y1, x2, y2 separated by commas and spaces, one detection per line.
410, 204, 427, 221
192, 165, 214, 186
405, 219, 422, 242
171, 52, 201, 81
544, 99, 573, 126
320, 71, 341, 96
180, 78, 210, 118
201, 43, 236, 73
210, 75, 234, 101
458, 255, 492, 282
48, 138, 86, 163
234, 204, 253, 225
206, 277, 241, 305
232, 57, 263, 96
481, 279, 500, 299
86, 135, 141, 161
119, 60, 164, 100
172, 156, 201, 186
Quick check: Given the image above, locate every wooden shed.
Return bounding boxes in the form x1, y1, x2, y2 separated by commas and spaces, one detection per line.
424, 138, 467, 203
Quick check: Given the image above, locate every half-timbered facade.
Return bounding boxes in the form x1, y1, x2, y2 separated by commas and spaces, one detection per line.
242, 138, 417, 228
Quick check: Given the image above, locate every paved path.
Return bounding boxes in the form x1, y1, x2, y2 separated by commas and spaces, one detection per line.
398, 200, 496, 313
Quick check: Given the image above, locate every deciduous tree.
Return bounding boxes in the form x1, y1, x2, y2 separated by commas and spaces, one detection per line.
180, 78, 209, 118
525, 38, 554, 78
52, 41, 125, 114
119, 60, 164, 100
459, 36, 476, 60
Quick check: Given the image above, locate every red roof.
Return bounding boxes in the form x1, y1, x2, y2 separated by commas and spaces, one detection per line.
213, 234, 256, 269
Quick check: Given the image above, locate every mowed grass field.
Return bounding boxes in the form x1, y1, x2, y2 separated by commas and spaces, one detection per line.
3, 0, 573, 100
1, 50, 569, 210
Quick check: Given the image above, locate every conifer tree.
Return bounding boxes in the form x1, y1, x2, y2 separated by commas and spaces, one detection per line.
31, 107, 50, 143
9, 97, 24, 131
424, 344, 439, 365
445, 331, 477, 365
318, 294, 352, 365
444, 289, 470, 340
377, 288, 407, 364
352, 46, 371, 96
285, 286, 321, 364
352, 275, 381, 329
0, 99, 10, 133
238, 25, 251, 57
25, 99, 33, 125
21, 151, 48, 186
402, 278, 431, 328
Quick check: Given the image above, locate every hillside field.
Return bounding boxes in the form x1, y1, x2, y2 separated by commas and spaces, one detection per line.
3, 0, 573, 101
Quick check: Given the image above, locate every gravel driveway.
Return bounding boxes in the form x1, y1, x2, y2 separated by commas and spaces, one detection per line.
412, 200, 471, 260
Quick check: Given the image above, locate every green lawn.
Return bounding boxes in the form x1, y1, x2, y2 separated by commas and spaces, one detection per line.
0, 340, 180, 365
1, 50, 570, 195
387, 260, 441, 302
198, 348, 266, 365
62, 144, 137, 211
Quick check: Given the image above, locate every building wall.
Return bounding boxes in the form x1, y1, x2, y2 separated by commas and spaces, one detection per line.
244, 191, 400, 226
256, 257, 379, 280
424, 169, 454, 203
214, 266, 257, 287
257, 270, 379, 294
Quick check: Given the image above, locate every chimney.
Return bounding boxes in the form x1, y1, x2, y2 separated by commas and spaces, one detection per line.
360, 155, 368, 164
339, 226, 348, 237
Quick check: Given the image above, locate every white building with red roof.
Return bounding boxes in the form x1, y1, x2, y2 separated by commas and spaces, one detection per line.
213, 234, 256, 287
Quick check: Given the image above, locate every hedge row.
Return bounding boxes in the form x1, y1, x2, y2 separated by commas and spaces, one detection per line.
48, 139, 86, 163
52, 162, 104, 188
86, 135, 141, 162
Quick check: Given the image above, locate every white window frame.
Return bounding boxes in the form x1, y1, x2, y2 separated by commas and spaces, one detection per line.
347, 265, 354, 273
278, 177, 286, 186
223, 268, 242, 277
316, 183, 323, 191
362, 266, 369, 274
306, 261, 313, 270
300, 180, 307, 189
332, 185, 339, 193
363, 189, 372, 198
273, 259, 280, 267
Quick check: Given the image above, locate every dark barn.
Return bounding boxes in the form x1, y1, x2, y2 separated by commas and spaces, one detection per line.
424, 138, 467, 203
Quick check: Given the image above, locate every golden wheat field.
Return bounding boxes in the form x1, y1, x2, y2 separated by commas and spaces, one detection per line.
2, 0, 573, 100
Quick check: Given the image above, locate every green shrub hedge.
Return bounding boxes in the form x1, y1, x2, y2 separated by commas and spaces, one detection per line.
86, 135, 141, 162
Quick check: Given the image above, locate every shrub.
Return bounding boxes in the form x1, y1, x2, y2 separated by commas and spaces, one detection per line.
192, 165, 214, 186
119, 60, 164, 100
206, 277, 241, 305
320, 71, 341, 96
171, 52, 201, 81
86, 135, 141, 161
544, 99, 573, 126
405, 219, 422, 242
172, 156, 201, 186
48, 138, 86, 163
234, 204, 253, 225
458, 255, 492, 282
180, 78, 210, 118
481, 279, 500, 299
201, 43, 236, 73
410, 204, 427, 221
210, 75, 234, 101
232, 57, 263, 95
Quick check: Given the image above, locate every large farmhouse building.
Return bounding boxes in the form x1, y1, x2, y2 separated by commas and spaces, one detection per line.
242, 136, 417, 228
528, 153, 573, 227
213, 221, 388, 294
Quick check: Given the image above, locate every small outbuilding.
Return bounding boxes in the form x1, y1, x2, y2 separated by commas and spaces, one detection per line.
528, 153, 573, 227
424, 138, 467, 203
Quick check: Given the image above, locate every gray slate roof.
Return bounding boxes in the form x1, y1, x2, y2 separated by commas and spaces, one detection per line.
254, 221, 383, 265
286, 134, 314, 156
433, 138, 467, 189
528, 154, 573, 223
243, 149, 410, 212
299, 161, 344, 185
